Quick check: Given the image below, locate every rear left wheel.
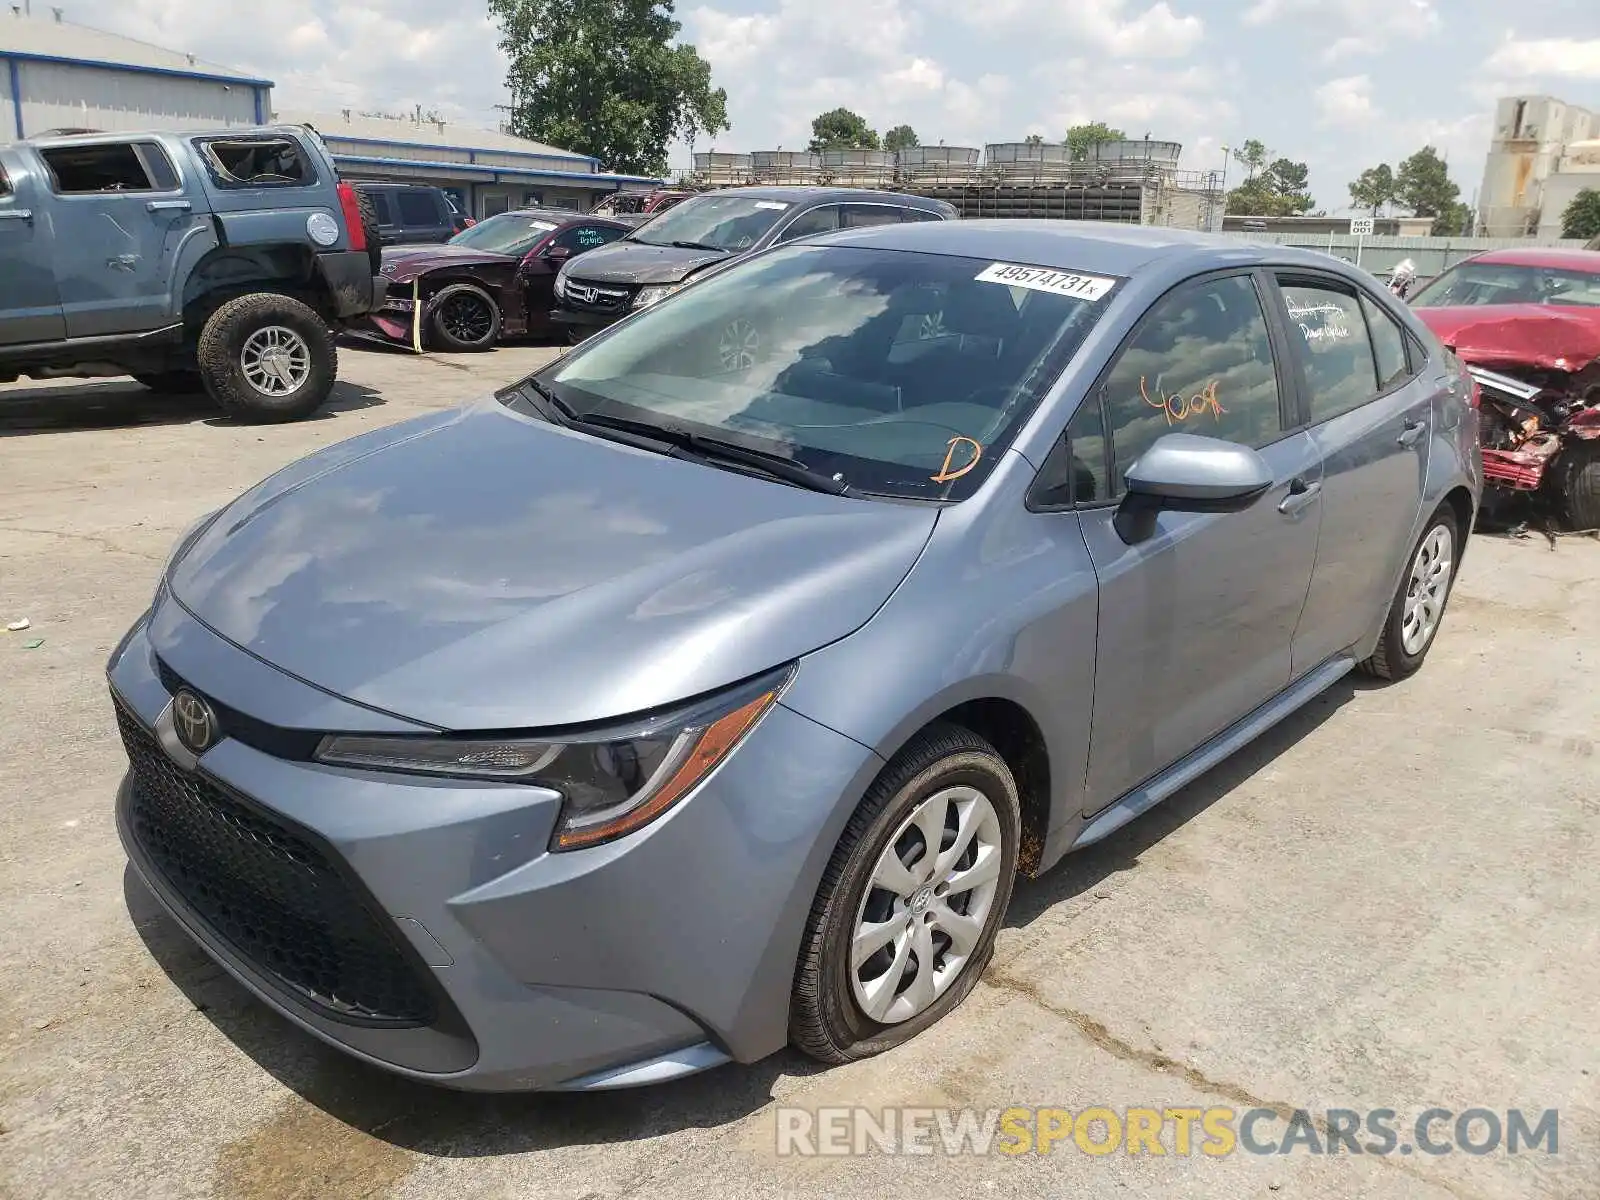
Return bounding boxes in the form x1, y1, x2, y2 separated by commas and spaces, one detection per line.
791, 724, 1020, 1064
197, 293, 336, 423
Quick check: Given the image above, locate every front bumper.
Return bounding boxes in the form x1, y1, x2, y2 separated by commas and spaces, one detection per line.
108, 595, 879, 1091
549, 305, 625, 331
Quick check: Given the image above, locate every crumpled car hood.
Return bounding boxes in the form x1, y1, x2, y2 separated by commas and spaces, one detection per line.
379, 243, 513, 284
1414, 304, 1600, 373
561, 240, 733, 286
167, 398, 937, 731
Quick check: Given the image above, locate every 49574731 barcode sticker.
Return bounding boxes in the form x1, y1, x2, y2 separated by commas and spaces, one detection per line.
974, 262, 1117, 301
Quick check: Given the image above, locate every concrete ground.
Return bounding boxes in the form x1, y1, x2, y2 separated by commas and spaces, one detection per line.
0, 343, 1595, 1200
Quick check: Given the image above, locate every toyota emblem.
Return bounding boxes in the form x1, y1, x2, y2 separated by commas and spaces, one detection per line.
172, 689, 218, 754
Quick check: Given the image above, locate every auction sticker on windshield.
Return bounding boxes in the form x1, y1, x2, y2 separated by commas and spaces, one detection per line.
975, 262, 1116, 301
754, 201, 791, 210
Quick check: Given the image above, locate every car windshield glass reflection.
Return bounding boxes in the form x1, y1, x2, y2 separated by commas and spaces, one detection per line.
625, 194, 793, 252
1411, 262, 1600, 308
543, 244, 1119, 500
450, 212, 558, 257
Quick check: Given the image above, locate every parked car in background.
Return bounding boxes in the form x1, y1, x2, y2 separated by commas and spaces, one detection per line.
355, 209, 631, 350
355, 182, 472, 245
111, 222, 1479, 1093
1408, 247, 1600, 529
0, 126, 384, 421
551, 186, 958, 342
592, 188, 693, 218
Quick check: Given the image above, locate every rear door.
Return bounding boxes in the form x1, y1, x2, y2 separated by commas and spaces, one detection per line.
1269, 272, 1433, 673
1076, 271, 1323, 812
396, 188, 450, 243
38, 139, 206, 338
0, 148, 65, 346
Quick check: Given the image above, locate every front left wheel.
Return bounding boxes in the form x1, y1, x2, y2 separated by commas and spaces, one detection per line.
791, 723, 1020, 1064
427, 283, 501, 351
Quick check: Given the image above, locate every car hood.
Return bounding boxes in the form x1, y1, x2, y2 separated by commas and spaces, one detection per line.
380, 243, 514, 283
563, 240, 734, 286
1413, 303, 1600, 373
167, 398, 938, 731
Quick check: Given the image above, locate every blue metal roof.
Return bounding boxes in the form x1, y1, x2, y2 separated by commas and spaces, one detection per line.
0, 48, 273, 89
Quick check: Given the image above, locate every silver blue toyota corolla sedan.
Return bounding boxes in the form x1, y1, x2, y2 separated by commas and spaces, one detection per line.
109, 221, 1481, 1092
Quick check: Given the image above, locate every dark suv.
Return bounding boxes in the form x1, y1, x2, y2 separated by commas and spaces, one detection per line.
356, 183, 471, 245
551, 186, 957, 340
0, 126, 384, 421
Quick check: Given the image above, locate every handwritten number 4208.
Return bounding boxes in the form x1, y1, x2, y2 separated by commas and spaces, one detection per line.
1140, 375, 1227, 426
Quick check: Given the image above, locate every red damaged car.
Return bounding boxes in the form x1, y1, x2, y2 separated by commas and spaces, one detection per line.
1410, 247, 1600, 530
355, 209, 631, 351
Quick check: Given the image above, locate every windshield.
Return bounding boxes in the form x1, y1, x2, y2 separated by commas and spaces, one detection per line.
1411, 261, 1600, 308
540, 244, 1120, 500
625, 193, 793, 252
449, 211, 559, 257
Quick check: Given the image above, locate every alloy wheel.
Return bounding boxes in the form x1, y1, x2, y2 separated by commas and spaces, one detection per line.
439, 292, 495, 345
1401, 523, 1453, 656
849, 784, 1005, 1025
240, 326, 312, 397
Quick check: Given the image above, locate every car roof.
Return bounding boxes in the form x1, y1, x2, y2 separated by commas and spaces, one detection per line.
1466, 246, 1600, 272
689, 185, 948, 209
500, 207, 629, 228
806, 219, 1352, 278
17, 124, 311, 150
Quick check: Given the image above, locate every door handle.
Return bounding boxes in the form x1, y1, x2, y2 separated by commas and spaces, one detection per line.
146, 199, 192, 213
1398, 418, 1426, 448
0, 209, 32, 221
1278, 477, 1322, 516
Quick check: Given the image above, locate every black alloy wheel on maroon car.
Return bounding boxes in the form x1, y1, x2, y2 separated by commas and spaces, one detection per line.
428, 283, 502, 352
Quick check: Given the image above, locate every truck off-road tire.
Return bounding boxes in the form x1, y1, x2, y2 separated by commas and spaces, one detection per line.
427, 283, 501, 351
197, 293, 337, 423
1360, 506, 1460, 682
1558, 443, 1600, 532
131, 370, 202, 394
791, 723, 1020, 1064
354, 188, 382, 275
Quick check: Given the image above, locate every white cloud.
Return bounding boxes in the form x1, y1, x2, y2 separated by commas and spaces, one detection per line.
955, 0, 1204, 58
1323, 36, 1373, 62
1485, 38, 1600, 78
1316, 75, 1377, 127
1246, 0, 1438, 42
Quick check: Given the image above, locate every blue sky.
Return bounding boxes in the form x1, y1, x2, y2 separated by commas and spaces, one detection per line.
51, 0, 1600, 210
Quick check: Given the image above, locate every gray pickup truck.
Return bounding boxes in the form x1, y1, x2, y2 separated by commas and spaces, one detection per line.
0, 125, 385, 422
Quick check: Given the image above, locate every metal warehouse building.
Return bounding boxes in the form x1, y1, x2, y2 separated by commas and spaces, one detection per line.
271, 108, 663, 219
1, 9, 662, 215
0, 10, 268, 138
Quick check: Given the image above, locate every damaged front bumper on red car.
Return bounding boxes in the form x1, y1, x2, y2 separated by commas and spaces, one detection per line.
1415, 305, 1600, 495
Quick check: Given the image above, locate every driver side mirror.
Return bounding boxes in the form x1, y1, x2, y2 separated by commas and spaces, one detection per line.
544, 244, 572, 261
1113, 433, 1272, 545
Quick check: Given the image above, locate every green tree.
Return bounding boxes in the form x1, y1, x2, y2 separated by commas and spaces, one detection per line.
489, 0, 728, 177
1395, 145, 1460, 217
808, 107, 879, 152
1432, 200, 1474, 236
1561, 189, 1600, 240
1349, 163, 1397, 216
1265, 158, 1314, 213
1232, 139, 1271, 181
1065, 121, 1125, 161
884, 124, 920, 152
1226, 153, 1315, 216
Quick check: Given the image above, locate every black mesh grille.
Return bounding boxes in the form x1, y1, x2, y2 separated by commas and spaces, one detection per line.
115, 700, 436, 1026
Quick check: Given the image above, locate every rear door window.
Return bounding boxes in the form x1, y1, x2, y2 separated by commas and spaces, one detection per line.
840, 204, 902, 228
196, 137, 314, 188
899, 207, 944, 223
1360, 293, 1414, 390
775, 206, 839, 243
1277, 278, 1380, 423
366, 191, 394, 224
554, 223, 625, 252
397, 190, 441, 226
41, 142, 173, 194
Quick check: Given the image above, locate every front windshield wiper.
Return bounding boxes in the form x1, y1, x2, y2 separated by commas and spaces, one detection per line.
666, 240, 727, 253
577, 412, 852, 496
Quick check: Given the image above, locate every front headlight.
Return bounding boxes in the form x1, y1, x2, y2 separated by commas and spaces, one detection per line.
632, 283, 682, 310
315, 665, 794, 851
553, 261, 572, 301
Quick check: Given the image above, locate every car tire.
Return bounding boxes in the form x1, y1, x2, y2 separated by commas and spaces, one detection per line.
1360, 505, 1460, 681
354, 188, 383, 275
1558, 443, 1600, 532
427, 283, 502, 352
791, 722, 1020, 1064
197, 293, 337, 424
132, 370, 203, 394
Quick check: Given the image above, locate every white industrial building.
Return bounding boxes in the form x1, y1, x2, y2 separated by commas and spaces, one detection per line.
0, 9, 662, 215
1477, 95, 1600, 238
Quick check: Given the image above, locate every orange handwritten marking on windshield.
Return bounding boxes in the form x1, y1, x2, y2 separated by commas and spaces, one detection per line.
1141, 376, 1227, 425
932, 436, 984, 483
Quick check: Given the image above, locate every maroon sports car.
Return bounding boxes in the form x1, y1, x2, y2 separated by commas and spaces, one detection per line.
355, 209, 631, 351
